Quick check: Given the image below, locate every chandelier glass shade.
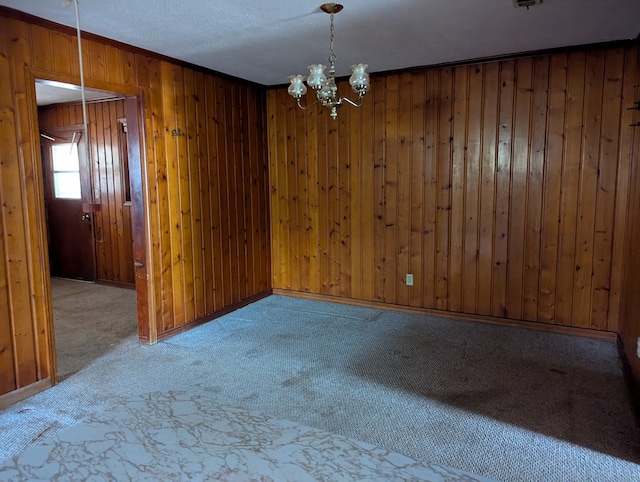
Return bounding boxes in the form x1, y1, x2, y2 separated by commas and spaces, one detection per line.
287, 3, 370, 120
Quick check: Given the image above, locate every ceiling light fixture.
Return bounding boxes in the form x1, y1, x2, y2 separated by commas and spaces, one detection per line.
287, 3, 370, 120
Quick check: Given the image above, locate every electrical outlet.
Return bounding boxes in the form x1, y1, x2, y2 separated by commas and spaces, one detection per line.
406, 274, 414, 286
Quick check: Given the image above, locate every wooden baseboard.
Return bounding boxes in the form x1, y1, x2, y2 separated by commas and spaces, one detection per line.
149, 289, 273, 344
0, 378, 52, 409
96, 279, 136, 290
272, 289, 618, 342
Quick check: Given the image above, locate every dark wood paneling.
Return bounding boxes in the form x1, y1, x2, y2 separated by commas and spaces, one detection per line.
267, 45, 639, 333
0, 13, 271, 398
38, 100, 135, 287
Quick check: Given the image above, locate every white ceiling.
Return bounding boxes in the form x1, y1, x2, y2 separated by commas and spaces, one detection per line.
2, 0, 639, 86
35, 80, 121, 106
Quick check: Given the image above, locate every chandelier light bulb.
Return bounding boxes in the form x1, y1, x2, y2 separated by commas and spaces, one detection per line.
287, 75, 307, 99
349, 63, 370, 96
287, 3, 369, 120
307, 64, 327, 90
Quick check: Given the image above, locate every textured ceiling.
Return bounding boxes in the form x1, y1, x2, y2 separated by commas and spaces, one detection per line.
1, 0, 639, 86
35, 81, 121, 106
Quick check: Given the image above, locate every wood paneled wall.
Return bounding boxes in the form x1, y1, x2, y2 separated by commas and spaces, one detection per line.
39, 100, 136, 287
267, 45, 639, 332
619, 48, 640, 389
0, 12, 270, 399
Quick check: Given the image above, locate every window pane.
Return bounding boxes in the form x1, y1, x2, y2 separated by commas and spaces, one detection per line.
53, 172, 81, 199
52, 143, 79, 171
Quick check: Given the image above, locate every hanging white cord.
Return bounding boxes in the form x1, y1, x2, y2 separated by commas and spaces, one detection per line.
71, 0, 95, 202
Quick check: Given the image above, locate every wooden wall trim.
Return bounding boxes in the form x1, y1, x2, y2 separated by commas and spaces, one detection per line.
273, 289, 618, 342
0, 378, 52, 410
153, 289, 273, 343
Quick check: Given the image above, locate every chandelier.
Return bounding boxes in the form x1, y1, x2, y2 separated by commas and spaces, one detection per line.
287, 3, 370, 120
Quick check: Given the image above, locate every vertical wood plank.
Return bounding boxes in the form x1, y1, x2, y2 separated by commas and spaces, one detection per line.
207, 76, 224, 311
348, 90, 362, 299
274, 91, 290, 290
216, 78, 233, 305
306, 94, 321, 294
328, 110, 341, 296
570, 50, 604, 328
507, 58, 533, 320
422, 70, 438, 308
538, 54, 567, 323
463, 65, 483, 314
396, 73, 412, 305
449, 66, 468, 313
338, 88, 351, 298
492, 60, 514, 318
317, 100, 329, 294
184, 68, 201, 318
29, 25, 54, 71
267, 90, 281, 290
436, 68, 453, 310
156, 61, 178, 330
50, 31, 73, 76
409, 72, 426, 307
246, 86, 259, 295
360, 80, 375, 301
523, 56, 549, 321
87, 39, 107, 82
286, 90, 300, 292
372, 76, 386, 301
477, 62, 499, 316
229, 83, 244, 301
555, 51, 586, 326
384, 74, 399, 304
589, 48, 623, 330
202, 76, 216, 312
297, 94, 311, 293
105, 45, 123, 85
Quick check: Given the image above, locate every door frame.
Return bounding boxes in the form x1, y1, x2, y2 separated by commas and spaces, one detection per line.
26, 69, 156, 384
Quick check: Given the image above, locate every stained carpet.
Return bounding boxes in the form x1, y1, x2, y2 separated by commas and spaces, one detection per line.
0, 279, 638, 481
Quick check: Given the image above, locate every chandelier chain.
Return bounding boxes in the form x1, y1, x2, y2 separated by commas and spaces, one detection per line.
328, 11, 336, 73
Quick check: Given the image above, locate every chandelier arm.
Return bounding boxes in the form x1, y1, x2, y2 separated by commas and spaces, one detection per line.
296, 98, 321, 110
339, 96, 365, 108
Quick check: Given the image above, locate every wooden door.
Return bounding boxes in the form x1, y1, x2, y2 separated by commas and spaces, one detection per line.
41, 127, 96, 281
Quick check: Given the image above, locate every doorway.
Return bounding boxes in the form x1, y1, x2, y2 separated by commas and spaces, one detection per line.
35, 79, 145, 379
40, 126, 96, 281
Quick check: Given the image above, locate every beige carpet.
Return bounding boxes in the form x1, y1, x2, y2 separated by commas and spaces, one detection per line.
51, 278, 137, 380
1, 279, 638, 481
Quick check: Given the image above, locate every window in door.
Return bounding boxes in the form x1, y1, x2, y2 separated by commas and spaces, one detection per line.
51, 141, 81, 199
